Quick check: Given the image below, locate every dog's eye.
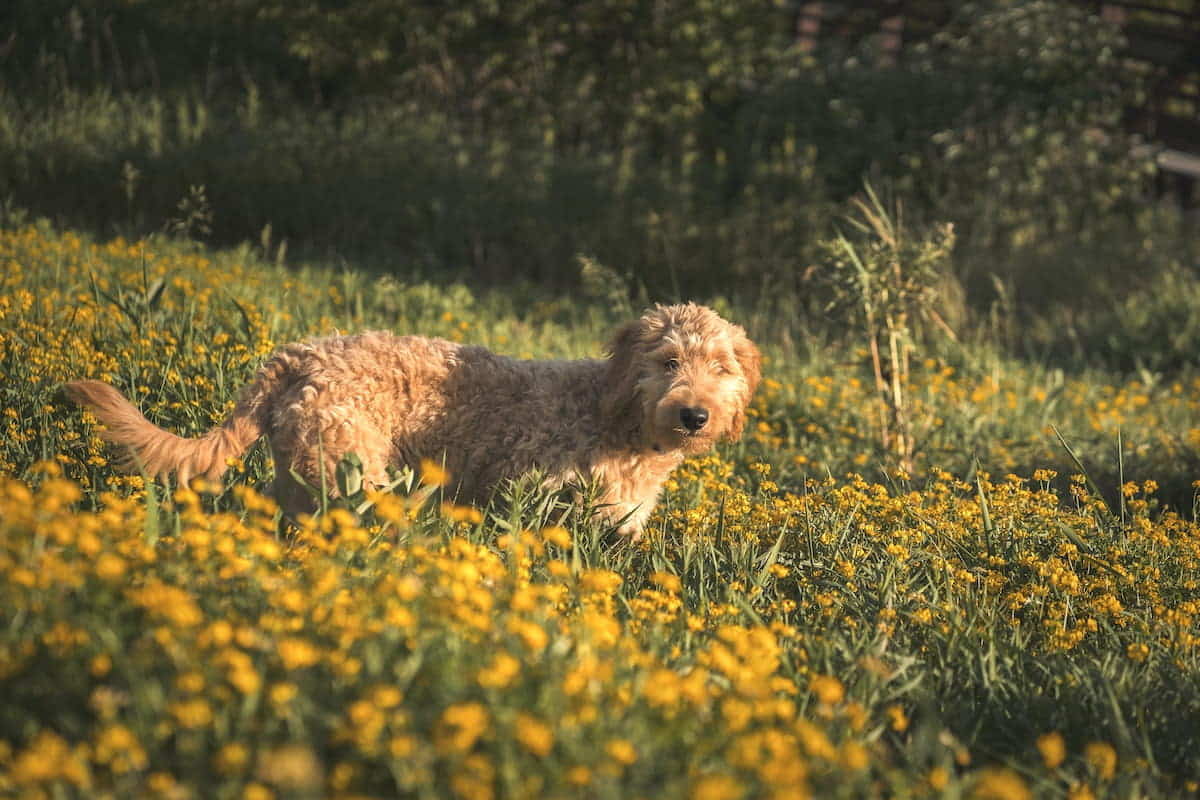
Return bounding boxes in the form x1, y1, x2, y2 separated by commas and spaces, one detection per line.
664, 358, 680, 373
712, 362, 729, 375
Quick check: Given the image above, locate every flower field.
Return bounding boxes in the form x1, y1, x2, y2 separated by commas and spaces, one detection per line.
3, 223, 1200, 798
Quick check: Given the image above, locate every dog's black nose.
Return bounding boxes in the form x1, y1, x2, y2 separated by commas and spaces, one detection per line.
680, 406, 709, 432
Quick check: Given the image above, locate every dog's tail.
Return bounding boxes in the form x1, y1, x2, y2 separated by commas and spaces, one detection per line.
65, 352, 298, 487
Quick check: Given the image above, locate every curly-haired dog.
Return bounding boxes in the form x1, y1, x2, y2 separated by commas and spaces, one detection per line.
65, 303, 760, 535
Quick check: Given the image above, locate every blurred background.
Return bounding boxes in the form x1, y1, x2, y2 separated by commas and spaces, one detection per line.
1, 0, 1197, 368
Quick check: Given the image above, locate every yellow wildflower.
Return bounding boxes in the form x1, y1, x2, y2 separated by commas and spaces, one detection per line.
1084, 741, 1117, 780
420, 459, 451, 487
477, 652, 521, 690
809, 675, 844, 706
514, 712, 554, 757
972, 767, 1031, 800
693, 773, 744, 800
436, 703, 490, 754
1037, 732, 1066, 769
606, 738, 638, 766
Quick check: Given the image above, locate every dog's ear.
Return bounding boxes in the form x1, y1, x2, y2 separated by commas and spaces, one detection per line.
735, 333, 761, 400
600, 318, 646, 425
726, 332, 762, 441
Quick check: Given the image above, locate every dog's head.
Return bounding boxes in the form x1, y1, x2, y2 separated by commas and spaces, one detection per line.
602, 303, 761, 454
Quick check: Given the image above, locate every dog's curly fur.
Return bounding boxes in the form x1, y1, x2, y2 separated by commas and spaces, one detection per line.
65, 303, 760, 535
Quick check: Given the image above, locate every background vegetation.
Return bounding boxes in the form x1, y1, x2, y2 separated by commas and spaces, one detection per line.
2, 1, 1194, 316
3, 1, 1200, 797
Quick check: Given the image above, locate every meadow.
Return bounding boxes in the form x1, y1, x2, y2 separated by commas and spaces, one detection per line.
3, 221, 1200, 799
4, 1, 1200, 797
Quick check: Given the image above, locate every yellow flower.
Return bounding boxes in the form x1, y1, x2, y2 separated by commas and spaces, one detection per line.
692, 773, 744, 800
127, 580, 203, 628
566, 765, 592, 786
477, 652, 521, 690
270, 682, 299, 706
809, 675, 844, 706
372, 685, 403, 708
215, 743, 249, 774
169, 698, 213, 728
349, 699, 383, 729
228, 662, 262, 695
420, 459, 451, 487
541, 525, 572, 548
1037, 732, 1066, 769
94, 553, 127, 581
579, 568, 623, 595
10, 731, 84, 786
721, 698, 753, 732
89, 653, 112, 678
795, 720, 836, 760
581, 609, 621, 648
840, 740, 869, 770
651, 571, 682, 593
243, 782, 275, 800
971, 767, 1031, 800
436, 702, 490, 754
145, 772, 181, 795
93, 724, 148, 773
389, 736, 415, 758
175, 671, 205, 693
256, 744, 323, 788
449, 753, 495, 800
1067, 783, 1097, 800
1125, 642, 1150, 662
507, 618, 549, 652
642, 668, 683, 709
441, 501, 484, 523
1084, 741, 1117, 780
203, 620, 235, 647
514, 712, 554, 757
606, 738, 638, 766
276, 637, 322, 670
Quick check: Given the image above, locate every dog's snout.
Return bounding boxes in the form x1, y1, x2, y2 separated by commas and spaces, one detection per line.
680, 406, 709, 432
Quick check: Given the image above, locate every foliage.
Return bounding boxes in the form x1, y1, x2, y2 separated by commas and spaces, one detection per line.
909, 1, 1161, 307
0, 0, 1188, 314
1029, 260, 1200, 376
817, 187, 957, 471
2, 0, 794, 132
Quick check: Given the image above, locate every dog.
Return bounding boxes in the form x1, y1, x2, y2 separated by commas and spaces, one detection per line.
66, 303, 760, 535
